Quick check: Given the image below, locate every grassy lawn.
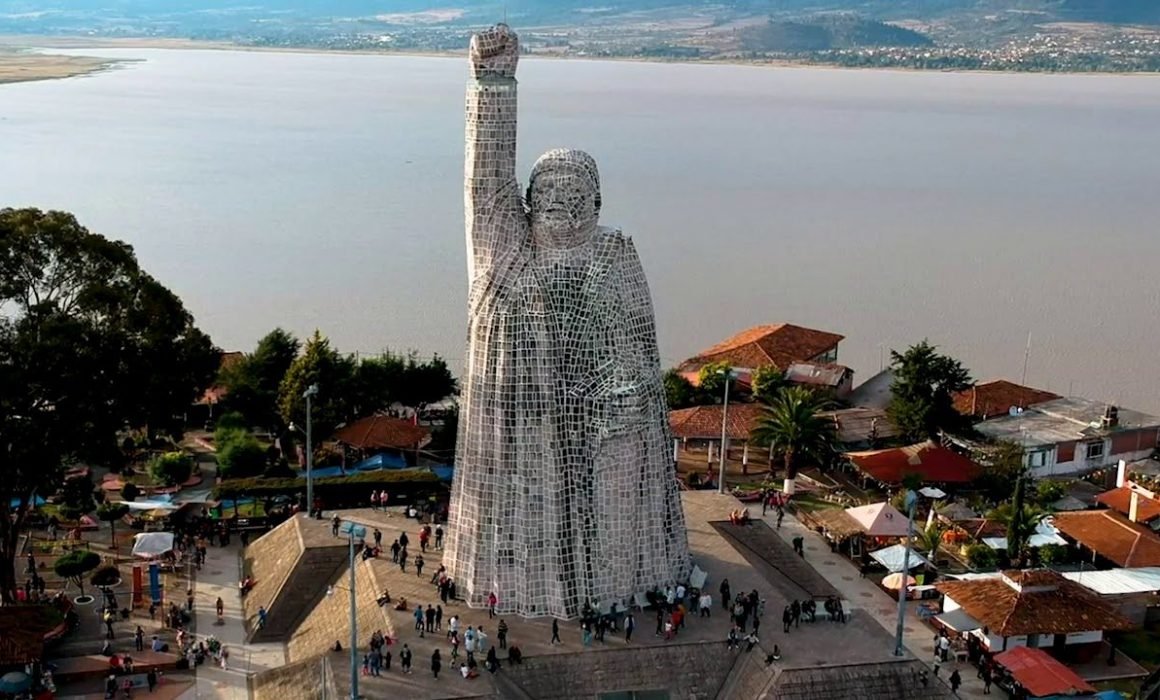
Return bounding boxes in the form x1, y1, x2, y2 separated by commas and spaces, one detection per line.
217, 501, 267, 518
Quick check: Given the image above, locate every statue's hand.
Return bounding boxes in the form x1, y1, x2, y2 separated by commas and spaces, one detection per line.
470, 24, 519, 79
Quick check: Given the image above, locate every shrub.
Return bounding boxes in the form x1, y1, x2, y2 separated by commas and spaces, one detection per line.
91, 565, 121, 588
213, 469, 444, 508
121, 483, 141, 502
54, 550, 101, 596
965, 544, 998, 571
1037, 543, 1067, 566
263, 458, 297, 479
218, 434, 267, 479
149, 451, 193, 486
1036, 480, 1066, 506
214, 411, 248, 434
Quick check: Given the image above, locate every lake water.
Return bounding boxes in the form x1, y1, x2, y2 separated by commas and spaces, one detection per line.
3, 49, 1160, 410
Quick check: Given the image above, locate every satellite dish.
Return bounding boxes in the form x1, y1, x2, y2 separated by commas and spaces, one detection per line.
1008, 406, 1019, 416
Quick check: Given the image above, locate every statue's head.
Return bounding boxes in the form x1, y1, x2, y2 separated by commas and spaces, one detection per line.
527, 148, 601, 249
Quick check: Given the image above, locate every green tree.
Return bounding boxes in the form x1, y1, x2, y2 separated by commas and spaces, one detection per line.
965, 544, 998, 571
987, 486, 1048, 567
663, 370, 699, 410
218, 328, 300, 431
0, 208, 216, 604
697, 361, 734, 403
59, 475, 97, 516
914, 521, 947, 571
149, 452, 193, 487
54, 550, 101, 597
217, 433, 268, 480
394, 352, 458, 414
278, 331, 356, 444
750, 365, 787, 406
120, 482, 140, 503
750, 386, 836, 495
975, 441, 1027, 503
96, 502, 129, 548
887, 340, 972, 442
90, 565, 121, 588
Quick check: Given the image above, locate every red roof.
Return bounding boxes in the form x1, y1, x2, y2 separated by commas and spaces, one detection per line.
332, 414, 431, 451
1052, 510, 1160, 567
677, 324, 843, 375
845, 441, 982, 485
1095, 486, 1160, 523
993, 646, 1094, 697
953, 380, 1060, 419
669, 404, 764, 440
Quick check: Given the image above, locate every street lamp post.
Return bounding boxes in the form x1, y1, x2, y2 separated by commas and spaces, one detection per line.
894, 488, 917, 657
717, 368, 735, 494
303, 384, 319, 518
339, 521, 366, 699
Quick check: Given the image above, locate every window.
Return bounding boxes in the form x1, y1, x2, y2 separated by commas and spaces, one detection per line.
1027, 450, 1051, 468
1086, 441, 1105, 461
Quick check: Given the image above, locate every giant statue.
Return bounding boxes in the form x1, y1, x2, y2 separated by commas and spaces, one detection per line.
444, 24, 691, 619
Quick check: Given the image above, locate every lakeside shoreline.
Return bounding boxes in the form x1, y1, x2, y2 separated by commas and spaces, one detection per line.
0, 35, 1157, 85
0, 47, 126, 85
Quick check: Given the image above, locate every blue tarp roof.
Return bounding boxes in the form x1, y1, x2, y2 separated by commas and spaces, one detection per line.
353, 453, 407, 471
9, 496, 46, 509
431, 466, 454, 483
1040, 692, 1122, 700
296, 465, 346, 479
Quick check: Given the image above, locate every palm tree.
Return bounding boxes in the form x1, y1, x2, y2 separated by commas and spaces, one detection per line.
914, 522, 948, 572
986, 486, 1049, 567
750, 386, 836, 495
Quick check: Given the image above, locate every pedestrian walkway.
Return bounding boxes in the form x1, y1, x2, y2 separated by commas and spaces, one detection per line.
191, 542, 284, 699
758, 503, 990, 698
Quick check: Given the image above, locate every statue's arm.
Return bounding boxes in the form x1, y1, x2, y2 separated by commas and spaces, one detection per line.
465, 25, 524, 282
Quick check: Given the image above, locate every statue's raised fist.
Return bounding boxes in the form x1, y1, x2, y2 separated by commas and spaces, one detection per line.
470, 24, 519, 79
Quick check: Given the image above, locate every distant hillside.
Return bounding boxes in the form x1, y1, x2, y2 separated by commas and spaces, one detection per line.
1055, 0, 1160, 24
739, 15, 934, 52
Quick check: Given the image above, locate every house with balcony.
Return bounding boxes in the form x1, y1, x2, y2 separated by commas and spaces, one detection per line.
974, 397, 1160, 477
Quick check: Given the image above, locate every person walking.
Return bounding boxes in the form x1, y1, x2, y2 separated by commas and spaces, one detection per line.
373, 528, 382, 548
487, 592, 498, 619
435, 525, 444, 549
415, 554, 425, 578
981, 664, 993, 694
949, 669, 962, 695
497, 619, 508, 649
550, 618, 561, 645
134, 626, 144, 652
625, 612, 635, 643
719, 579, 731, 611
370, 490, 378, 511
331, 514, 340, 537
400, 644, 412, 674
431, 649, 442, 679
216, 597, 224, 622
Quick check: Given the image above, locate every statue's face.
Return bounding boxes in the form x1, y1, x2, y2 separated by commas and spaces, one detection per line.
528, 167, 599, 249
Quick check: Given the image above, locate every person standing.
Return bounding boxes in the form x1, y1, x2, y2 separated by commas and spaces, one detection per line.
497, 619, 508, 649
400, 644, 413, 674
949, 669, 961, 694
431, 649, 442, 679
981, 663, 992, 694
373, 528, 382, 548
331, 514, 340, 537
624, 612, 635, 643
416, 554, 425, 578
146, 669, 157, 692
134, 626, 144, 652
487, 592, 498, 619
435, 525, 444, 549
720, 579, 731, 611
370, 490, 378, 511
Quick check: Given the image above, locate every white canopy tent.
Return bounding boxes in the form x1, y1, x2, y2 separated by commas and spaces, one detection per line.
131, 532, 175, 559
118, 500, 179, 513
845, 502, 910, 538
870, 544, 931, 572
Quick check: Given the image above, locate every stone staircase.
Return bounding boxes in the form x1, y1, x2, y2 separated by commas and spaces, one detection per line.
711, 520, 840, 600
